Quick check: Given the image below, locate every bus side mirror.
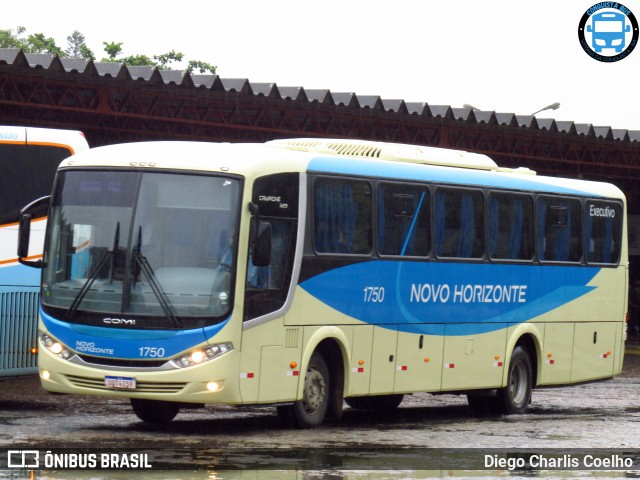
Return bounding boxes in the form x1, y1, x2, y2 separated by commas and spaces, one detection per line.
18, 195, 50, 268
252, 221, 272, 267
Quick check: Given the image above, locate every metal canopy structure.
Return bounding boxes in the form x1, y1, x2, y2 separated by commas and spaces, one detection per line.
1, 48, 639, 209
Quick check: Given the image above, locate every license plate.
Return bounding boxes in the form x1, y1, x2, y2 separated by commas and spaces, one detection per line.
104, 375, 136, 390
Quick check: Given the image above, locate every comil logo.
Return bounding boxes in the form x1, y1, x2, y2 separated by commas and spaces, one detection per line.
579, 2, 639, 61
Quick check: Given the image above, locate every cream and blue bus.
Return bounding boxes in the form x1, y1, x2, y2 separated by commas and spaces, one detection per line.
1, 125, 88, 377
18, 138, 627, 427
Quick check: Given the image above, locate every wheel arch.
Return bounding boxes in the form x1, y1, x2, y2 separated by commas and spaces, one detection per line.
298, 327, 349, 407
503, 325, 542, 388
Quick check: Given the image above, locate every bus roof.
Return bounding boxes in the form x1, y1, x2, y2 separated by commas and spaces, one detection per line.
59, 139, 624, 200
0, 125, 88, 154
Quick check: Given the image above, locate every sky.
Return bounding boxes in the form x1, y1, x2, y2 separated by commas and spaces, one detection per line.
4, 0, 640, 131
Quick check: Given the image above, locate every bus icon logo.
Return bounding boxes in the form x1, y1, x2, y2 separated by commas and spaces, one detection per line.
588, 12, 630, 53
578, 3, 638, 62
7, 450, 40, 468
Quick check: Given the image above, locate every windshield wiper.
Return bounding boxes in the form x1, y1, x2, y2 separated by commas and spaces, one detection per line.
67, 222, 119, 321
133, 226, 183, 329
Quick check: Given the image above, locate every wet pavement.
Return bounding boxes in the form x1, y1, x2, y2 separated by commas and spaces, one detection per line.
1, 344, 640, 478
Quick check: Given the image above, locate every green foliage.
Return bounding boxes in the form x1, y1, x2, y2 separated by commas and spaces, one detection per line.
66, 30, 94, 60
154, 50, 184, 69
102, 41, 123, 61
187, 60, 217, 75
0, 26, 63, 55
1, 27, 216, 74
0, 27, 26, 49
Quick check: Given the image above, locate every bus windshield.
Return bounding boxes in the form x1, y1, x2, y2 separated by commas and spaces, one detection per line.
42, 170, 241, 328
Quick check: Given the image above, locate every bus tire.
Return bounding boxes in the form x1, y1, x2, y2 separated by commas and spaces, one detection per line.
130, 398, 181, 424
497, 346, 532, 414
345, 394, 404, 411
277, 351, 330, 428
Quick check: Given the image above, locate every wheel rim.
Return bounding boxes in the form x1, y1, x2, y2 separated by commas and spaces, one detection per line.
302, 367, 326, 415
509, 360, 528, 407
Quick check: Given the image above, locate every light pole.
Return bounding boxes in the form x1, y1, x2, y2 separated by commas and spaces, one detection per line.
531, 102, 560, 116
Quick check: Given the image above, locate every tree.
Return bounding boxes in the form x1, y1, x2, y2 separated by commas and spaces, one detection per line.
154, 50, 184, 69
102, 41, 123, 61
66, 30, 94, 60
0, 27, 26, 49
187, 60, 217, 75
1, 27, 217, 74
0, 26, 63, 55
25, 33, 64, 56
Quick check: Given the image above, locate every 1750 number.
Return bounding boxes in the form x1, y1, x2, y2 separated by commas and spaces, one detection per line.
138, 347, 165, 358
363, 286, 385, 303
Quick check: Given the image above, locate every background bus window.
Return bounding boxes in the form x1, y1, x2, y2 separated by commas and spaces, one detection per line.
487, 192, 533, 261
584, 200, 622, 265
314, 178, 372, 255
0, 144, 73, 225
377, 183, 430, 257
536, 197, 582, 262
434, 188, 484, 258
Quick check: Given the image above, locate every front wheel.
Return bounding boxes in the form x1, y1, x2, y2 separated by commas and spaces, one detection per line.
130, 398, 181, 424
277, 351, 330, 428
497, 346, 532, 414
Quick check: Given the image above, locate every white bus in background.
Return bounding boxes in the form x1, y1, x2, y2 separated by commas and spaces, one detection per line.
0, 125, 89, 377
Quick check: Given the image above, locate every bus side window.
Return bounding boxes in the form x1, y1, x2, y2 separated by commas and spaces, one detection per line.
244, 173, 299, 321
0, 143, 72, 225
434, 188, 484, 259
584, 200, 622, 265
487, 193, 534, 261
377, 183, 430, 257
314, 178, 372, 255
537, 197, 582, 262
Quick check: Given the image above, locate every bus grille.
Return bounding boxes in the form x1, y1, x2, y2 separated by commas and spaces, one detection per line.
77, 354, 167, 368
65, 374, 187, 393
0, 290, 39, 375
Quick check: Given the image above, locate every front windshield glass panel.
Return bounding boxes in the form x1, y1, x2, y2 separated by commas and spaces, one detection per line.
42, 170, 241, 327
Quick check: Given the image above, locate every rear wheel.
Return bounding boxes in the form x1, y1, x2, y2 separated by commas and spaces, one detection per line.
467, 346, 532, 416
277, 351, 330, 428
130, 398, 181, 424
497, 346, 532, 414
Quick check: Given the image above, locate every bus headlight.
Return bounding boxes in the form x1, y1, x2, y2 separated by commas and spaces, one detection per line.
40, 333, 72, 360
171, 342, 233, 369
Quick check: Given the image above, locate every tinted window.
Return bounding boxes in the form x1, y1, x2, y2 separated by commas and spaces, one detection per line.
377, 183, 430, 257
537, 196, 582, 262
488, 192, 534, 260
584, 200, 622, 264
0, 144, 72, 224
245, 173, 299, 320
314, 178, 372, 255
434, 188, 484, 258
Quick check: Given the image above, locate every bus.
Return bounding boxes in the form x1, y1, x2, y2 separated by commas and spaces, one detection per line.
1, 125, 89, 377
587, 11, 631, 53
17, 138, 627, 427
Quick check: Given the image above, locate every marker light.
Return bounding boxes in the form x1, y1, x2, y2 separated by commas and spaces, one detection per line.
172, 342, 233, 369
